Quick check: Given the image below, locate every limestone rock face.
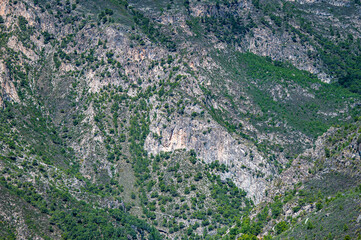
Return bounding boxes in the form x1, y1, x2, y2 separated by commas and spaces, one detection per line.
287, 0, 352, 6
0, 62, 19, 107
145, 108, 271, 203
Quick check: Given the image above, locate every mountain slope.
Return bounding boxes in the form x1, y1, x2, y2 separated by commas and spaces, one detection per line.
0, 0, 360, 239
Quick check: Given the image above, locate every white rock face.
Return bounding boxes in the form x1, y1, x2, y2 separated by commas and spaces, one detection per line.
287, 0, 351, 6
0, 62, 20, 107
145, 109, 272, 204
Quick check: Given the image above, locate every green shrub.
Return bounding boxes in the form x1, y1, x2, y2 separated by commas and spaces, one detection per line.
275, 221, 289, 234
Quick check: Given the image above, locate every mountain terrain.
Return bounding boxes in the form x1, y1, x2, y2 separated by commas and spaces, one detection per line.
0, 0, 361, 239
